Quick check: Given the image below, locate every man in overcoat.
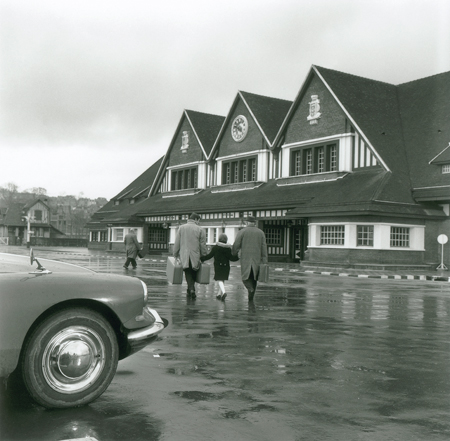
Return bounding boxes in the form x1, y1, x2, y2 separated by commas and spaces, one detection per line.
123, 229, 141, 270
232, 216, 268, 301
173, 213, 207, 299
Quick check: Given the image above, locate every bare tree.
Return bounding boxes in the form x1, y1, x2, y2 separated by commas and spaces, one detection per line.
0, 182, 19, 205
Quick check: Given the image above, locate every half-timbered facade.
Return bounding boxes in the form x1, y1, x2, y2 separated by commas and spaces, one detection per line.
88, 65, 450, 268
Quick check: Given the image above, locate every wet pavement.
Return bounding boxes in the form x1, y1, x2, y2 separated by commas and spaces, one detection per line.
1, 246, 450, 441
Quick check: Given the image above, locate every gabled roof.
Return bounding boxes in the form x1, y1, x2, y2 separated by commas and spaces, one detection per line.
313, 66, 411, 178
185, 110, 225, 158
398, 71, 450, 187
240, 91, 292, 144
0, 202, 27, 226
90, 157, 164, 223
430, 144, 450, 165
209, 91, 292, 159
149, 110, 225, 196
23, 198, 50, 211
115, 156, 164, 200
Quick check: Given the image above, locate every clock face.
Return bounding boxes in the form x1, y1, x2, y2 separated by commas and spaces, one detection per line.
231, 115, 248, 142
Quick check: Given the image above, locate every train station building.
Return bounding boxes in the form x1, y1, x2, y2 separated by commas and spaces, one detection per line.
88, 65, 450, 269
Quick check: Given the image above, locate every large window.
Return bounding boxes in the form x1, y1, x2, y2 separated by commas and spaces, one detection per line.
148, 229, 167, 243
171, 167, 198, 190
357, 225, 374, 246
113, 228, 124, 242
390, 227, 410, 247
264, 227, 283, 246
290, 143, 338, 176
222, 157, 257, 184
320, 225, 345, 245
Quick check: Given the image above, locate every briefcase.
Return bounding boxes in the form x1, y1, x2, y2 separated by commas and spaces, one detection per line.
137, 246, 148, 259
166, 257, 183, 284
195, 263, 211, 284
258, 264, 269, 283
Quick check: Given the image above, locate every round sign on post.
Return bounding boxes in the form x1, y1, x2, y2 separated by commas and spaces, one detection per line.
437, 234, 448, 245
436, 234, 448, 270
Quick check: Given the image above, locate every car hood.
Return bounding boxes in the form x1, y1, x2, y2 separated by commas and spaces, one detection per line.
0, 252, 94, 274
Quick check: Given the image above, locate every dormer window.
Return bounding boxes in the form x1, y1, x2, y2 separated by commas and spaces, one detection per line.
181, 131, 189, 152
222, 156, 257, 184
171, 167, 197, 190
442, 164, 450, 174
290, 143, 338, 176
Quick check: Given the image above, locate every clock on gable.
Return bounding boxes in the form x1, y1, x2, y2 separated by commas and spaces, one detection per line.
231, 115, 248, 142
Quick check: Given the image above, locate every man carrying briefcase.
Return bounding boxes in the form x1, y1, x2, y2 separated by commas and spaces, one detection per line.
232, 215, 268, 302
173, 213, 207, 299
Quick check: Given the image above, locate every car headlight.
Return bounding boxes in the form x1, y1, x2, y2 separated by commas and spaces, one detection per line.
140, 279, 148, 303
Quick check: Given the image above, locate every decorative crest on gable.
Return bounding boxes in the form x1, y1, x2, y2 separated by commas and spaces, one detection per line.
181, 131, 189, 153
307, 95, 321, 125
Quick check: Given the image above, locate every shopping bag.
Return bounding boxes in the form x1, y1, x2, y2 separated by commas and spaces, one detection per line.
195, 263, 211, 284
258, 264, 269, 283
166, 257, 183, 284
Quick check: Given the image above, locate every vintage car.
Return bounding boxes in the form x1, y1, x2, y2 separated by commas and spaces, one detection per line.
0, 250, 167, 409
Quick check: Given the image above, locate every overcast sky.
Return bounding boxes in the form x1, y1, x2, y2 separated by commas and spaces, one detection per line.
1, 0, 449, 200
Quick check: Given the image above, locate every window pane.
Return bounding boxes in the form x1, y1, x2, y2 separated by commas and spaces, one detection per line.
304, 149, 312, 174
317, 147, 324, 173
390, 227, 410, 247
320, 225, 345, 245
329, 144, 337, 171
291, 150, 301, 176
357, 225, 374, 246
264, 228, 282, 246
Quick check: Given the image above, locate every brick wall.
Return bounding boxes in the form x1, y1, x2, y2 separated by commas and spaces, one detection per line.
285, 74, 347, 144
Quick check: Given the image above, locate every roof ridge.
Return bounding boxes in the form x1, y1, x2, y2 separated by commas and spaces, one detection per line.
185, 109, 225, 118
313, 65, 396, 87
240, 90, 293, 104
397, 69, 450, 86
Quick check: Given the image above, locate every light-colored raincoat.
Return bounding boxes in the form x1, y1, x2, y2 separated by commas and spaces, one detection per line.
232, 225, 268, 280
173, 220, 207, 270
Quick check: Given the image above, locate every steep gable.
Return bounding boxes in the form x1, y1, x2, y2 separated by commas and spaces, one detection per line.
398, 71, 450, 190
185, 110, 225, 158
240, 91, 292, 144
314, 66, 407, 176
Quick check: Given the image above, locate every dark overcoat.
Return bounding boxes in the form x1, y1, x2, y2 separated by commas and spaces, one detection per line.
201, 242, 239, 280
124, 232, 140, 259
232, 225, 268, 280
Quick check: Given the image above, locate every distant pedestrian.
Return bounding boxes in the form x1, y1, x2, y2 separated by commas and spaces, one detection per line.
201, 233, 239, 301
232, 216, 268, 302
123, 229, 141, 270
173, 213, 207, 299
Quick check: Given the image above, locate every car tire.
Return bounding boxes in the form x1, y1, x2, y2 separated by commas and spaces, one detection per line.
21, 307, 119, 409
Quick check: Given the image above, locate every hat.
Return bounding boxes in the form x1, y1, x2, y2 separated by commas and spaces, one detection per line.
189, 212, 201, 221
246, 216, 256, 223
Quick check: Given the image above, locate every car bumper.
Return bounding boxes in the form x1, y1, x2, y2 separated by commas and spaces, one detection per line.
126, 308, 168, 355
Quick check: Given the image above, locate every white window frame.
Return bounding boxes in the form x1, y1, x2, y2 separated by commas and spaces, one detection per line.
309, 222, 424, 250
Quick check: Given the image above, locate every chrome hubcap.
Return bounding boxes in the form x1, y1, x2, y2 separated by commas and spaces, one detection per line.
42, 326, 105, 394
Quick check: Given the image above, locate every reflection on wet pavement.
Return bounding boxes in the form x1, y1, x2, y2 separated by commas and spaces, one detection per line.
1, 249, 450, 441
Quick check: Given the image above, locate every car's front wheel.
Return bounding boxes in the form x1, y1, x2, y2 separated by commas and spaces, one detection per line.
21, 307, 119, 408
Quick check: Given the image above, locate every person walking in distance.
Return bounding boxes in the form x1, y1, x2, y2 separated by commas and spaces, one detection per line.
201, 233, 239, 301
123, 229, 141, 270
232, 216, 268, 302
173, 213, 207, 299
